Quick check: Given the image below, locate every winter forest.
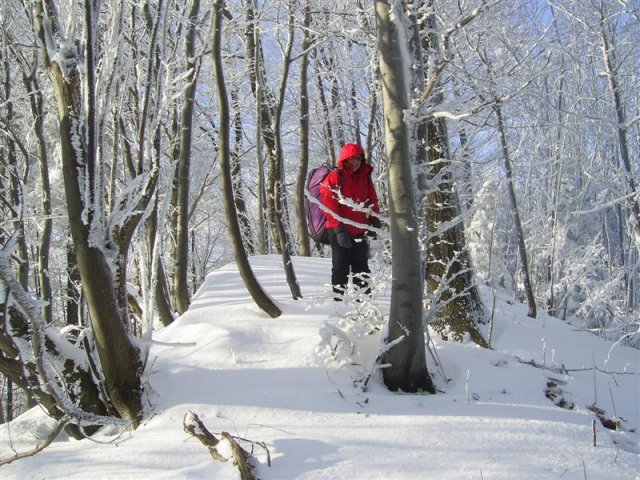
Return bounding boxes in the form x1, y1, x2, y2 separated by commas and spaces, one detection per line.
1, 0, 639, 458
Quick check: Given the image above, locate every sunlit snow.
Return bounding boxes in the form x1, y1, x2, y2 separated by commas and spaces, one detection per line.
1, 255, 638, 479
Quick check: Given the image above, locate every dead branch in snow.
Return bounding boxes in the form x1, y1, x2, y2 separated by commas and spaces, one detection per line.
0, 416, 69, 466
183, 411, 269, 480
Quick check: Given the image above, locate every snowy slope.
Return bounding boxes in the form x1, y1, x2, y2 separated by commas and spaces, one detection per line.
1, 255, 638, 479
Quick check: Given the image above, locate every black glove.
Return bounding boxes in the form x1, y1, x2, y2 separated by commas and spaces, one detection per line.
367, 216, 382, 239
334, 224, 352, 248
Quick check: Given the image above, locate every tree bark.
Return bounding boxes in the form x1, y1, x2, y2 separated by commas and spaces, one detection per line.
22, 70, 53, 325
174, 0, 203, 315
230, 88, 256, 255
36, 0, 144, 425
0, 257, 107, 438
599, 12, 640, 244
296, 2, 312, 257
375, 0, 434, 394
245, 0, 301, 299
212, 0, 282, 319
494, 101, 537, 318
414, 0, 488, 344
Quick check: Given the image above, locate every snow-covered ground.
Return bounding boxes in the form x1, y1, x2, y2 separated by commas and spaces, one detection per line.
1, 255, 638, 479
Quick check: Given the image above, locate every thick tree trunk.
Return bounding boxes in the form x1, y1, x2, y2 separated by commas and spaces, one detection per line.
36, 0, 144, 425
0, 258, 107, 438
376, 0, 434, 394
412, 0, 487, 345
423, 117, 489, 343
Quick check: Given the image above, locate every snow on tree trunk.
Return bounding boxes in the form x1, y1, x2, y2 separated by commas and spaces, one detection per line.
375, 0, 434, 394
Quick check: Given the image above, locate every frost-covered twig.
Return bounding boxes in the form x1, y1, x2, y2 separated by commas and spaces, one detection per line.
515, 355, 638, 376
304, 187, 387, 237
0, 416, 69, 466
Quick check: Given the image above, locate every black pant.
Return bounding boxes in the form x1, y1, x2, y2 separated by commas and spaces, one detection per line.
328, 230, 370, 297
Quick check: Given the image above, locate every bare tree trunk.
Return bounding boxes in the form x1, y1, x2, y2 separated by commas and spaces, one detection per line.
22, 71, 53, 324
494, 101, 537, 318
270, 0, 302, 299
599, 12, 640, 244
211, 0, 282, 319
36, 0, 144, 425
146, 178, 175, 327
245, 0, 301, 299
230, 88, 256, 255
545, 73, 565, 317
312, 46, 337, 165
256, 98, 268, 255
599, 11, 638, 315
1, 34, 29, 292
376, 0, 434, 394
65, 240, 80, 326
296, 1, 312, 257
174, 0, 203, 315
414, 0, 487, 344
0, 259, 106, 438
245, 0, 281, 252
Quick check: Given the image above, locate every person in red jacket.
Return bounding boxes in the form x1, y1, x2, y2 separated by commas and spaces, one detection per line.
320, 143, 382, 300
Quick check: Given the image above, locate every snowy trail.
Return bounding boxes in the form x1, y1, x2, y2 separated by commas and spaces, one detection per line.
1, 255, 638, 479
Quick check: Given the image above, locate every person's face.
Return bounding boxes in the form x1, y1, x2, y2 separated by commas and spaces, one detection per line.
345, 155, 364, 173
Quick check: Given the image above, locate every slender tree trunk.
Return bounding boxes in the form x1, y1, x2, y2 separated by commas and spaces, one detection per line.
546, 74, 565, 317
146, 185, 175, 327
325, 49, 345, 147
174, 0, 202, 315
22, 72, 53, 324
256, 96, 268, 255
375, 0, 434, 394
211, 0, 281, 319
230, 88, 256, 255
312, 47, 337, 165
65, 240, 80, 326
270, 0, 302, 299
296, 2, 312, 257
2, 33, 29, 293
245, 0, 279, 251
599, 11, 638, 314
599, 13, 640, 244
245, 0, 301, 299
494, 101, 537, 318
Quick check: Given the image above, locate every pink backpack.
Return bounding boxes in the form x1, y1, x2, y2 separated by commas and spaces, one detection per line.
304, 163, 343, 246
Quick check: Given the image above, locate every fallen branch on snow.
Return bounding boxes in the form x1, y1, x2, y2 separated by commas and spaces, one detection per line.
515, 356, 638, 376
0, 415, 69, 466
183, 411, 269, 480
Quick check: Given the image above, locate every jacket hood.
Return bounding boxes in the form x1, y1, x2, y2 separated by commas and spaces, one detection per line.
337, 143, 366, 169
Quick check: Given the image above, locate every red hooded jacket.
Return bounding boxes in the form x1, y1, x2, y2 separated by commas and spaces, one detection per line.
320, 144, 380, 236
